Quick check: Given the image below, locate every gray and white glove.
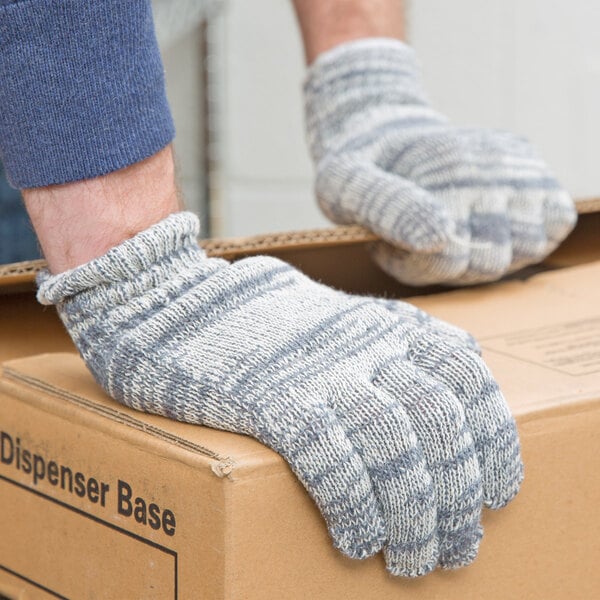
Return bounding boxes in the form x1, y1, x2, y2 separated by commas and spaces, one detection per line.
37, 212, 522, 576
304, 38, 577, 285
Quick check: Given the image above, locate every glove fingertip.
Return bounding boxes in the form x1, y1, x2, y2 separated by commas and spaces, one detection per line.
484, 459, 524, 510
388, 197, 453, 253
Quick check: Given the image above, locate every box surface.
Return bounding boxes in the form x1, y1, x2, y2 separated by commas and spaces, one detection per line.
0, 202, 599, 599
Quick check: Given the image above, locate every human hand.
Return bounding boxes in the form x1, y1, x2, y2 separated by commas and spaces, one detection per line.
38, 212, 522, 576
304, 39, 577, 285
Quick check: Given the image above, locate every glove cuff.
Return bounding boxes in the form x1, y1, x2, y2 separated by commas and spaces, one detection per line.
37, 211, 218, 306
307, 37, 417, 72
304, 38, 430, 161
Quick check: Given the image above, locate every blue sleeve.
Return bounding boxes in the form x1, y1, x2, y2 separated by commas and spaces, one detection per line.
0, 0, 175, 189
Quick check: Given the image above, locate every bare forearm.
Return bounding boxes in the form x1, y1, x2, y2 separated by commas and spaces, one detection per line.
23, 147, 180, 274
291, 0, 405, 64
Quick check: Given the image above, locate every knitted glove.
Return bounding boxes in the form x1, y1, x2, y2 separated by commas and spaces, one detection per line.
37, 212, 522, 576
304, 38, 577, 285
366, 297, 522, 566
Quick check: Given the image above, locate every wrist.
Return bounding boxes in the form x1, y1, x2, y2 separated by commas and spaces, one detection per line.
23, 147, 181, 274
36, 211, 215, 307
292, 0, 405, 64
308, 37, 413, 70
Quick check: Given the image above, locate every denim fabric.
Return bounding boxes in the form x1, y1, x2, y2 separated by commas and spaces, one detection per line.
0, 0, 175, 189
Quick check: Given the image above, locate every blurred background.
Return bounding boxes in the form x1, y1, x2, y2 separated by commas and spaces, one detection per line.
2, 0, 599, 262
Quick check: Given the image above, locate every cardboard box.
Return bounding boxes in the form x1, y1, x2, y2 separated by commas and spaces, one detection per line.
0, 201, 599, 599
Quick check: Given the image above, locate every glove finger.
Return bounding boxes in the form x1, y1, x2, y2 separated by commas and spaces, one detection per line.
462, 189, 513, 281
372, 360, 483, 570
369, 238, 470, 286
256, 389, 386, 559
370, 297, 481, 354
542, 188, 577, 247
506, 188, 576, 274
505, 188, 548, 272
405, 331, 524, 509
363, 185, 482, 285
465, 132, 576, 258
315, 155, 452, 252
329, 378, 439, 577
372, 189, 515, 286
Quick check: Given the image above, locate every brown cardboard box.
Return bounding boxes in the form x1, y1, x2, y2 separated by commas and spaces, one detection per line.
0, 201, 599, 599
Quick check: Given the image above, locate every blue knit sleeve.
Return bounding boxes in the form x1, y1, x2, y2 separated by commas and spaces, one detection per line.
0, 0, 175, 188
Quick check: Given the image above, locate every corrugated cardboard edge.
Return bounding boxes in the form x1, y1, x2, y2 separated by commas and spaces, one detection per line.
202, 224, 379, 258
0, 225, 378, 289
0, 355, 282, 480
0, 196, 596, 289
576, 196, 600, 213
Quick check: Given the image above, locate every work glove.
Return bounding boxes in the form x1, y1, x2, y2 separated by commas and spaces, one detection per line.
37, 212, 522, 576
304, 38, 577, 285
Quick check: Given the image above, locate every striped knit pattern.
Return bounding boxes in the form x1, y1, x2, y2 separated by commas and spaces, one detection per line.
304, 38, 577, 285
37, 212, 522, 576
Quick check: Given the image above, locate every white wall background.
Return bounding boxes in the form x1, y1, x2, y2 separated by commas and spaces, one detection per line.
408, 0, 600, 200
209, 0, 600, 237
162, 30, 208, 233
211, 0, 324, 236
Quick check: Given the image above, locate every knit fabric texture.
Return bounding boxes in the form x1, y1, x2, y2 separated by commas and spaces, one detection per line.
0, 0, 174, 188
304, 38, 577, 285
38, 212, 523, 577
